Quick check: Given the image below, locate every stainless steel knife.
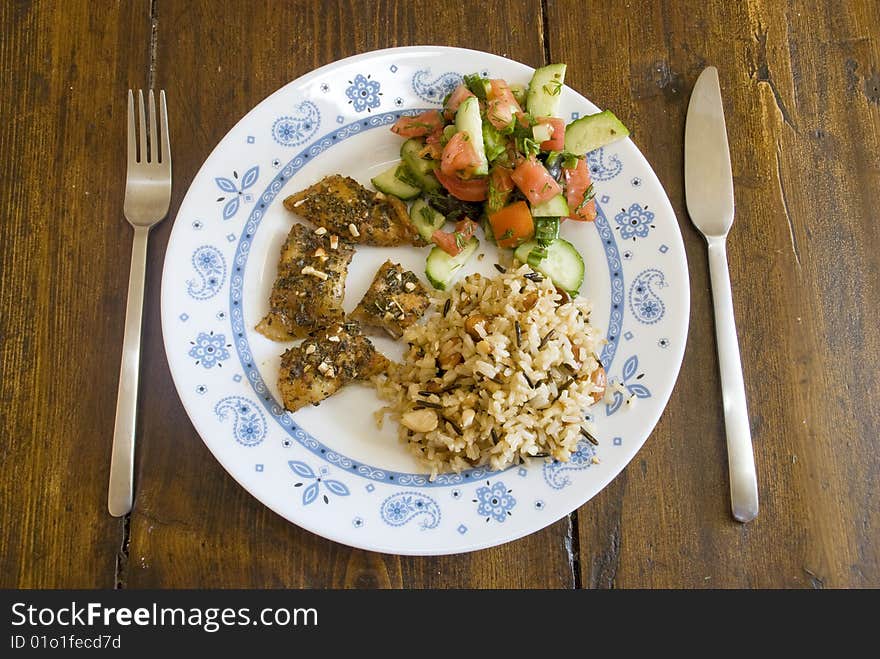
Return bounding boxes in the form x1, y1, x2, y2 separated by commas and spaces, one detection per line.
684, 66, 759, 523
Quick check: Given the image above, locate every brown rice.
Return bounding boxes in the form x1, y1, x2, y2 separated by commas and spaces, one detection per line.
372, 265, 605, 478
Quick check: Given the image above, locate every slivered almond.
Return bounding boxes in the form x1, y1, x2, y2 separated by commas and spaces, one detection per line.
313, 247, 327, 258
304, 344, 316, 355
328, 335, 341, 343
401, 409, 438, 433
314, 226, 327, 236
348, 223, 360, 238
329, 234, 339, 249
301, 265, 328, 280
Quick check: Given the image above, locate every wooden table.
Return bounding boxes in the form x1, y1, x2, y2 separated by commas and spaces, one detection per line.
2, 0, 878, 589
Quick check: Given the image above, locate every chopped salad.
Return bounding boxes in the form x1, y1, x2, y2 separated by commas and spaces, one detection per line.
370, 63, 630, 294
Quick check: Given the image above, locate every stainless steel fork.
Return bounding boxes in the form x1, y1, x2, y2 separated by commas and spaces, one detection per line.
108, 90, 172, 516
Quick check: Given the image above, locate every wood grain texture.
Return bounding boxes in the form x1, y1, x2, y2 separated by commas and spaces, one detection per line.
549, 0, 880, 588
3, 0, 877, 589
0, 0, 151, 587
125, 0, 575, 588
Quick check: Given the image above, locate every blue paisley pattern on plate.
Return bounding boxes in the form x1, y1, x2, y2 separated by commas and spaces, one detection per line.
629, 268, 667, 324
411, 69, 463, 104
345, 74, 382, 112
271, 100, 320, 147
289, 461, 350, 505
474, 481, 516, 522
543, 439, 597, 490
606, 355, 652, 416
615, 203, 656, 241
188, 331, 230, 368
214, 396, 266, 446
380, 492, 441, 529
215, 166, 259, 220
186, 245, 226, 300
226, 110, 626, 487
587, 147, 623, 180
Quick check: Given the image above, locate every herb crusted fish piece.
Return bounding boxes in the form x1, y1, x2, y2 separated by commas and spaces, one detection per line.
283, 174, 424, 246
349, 261, 430, 339
255, 222, 354, 341
278, 321, 390, 412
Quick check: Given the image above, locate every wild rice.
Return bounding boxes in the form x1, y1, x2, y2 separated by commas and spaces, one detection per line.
372, 266, 606, 478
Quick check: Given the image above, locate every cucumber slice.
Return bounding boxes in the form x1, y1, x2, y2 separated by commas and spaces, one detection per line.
531, 194, 569, 217
533, 217, 560, 245
400, 138, 440, 191
527, 63, 566, 118
532, 122, 554, 143
482, 121, 507, 162
564, 110, 630, 155
425, 237, 480, 290
409, 199, 446, 243
454, 96, 489, 176
370, 163, 421, 200
514, 238, 585, 294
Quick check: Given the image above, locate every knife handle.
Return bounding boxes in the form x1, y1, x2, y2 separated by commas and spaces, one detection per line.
706, 235, 759, 522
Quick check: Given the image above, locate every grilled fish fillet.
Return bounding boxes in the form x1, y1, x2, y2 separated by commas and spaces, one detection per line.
278, 322, 389, 412
255, 222, 354, 341
283, 175, 423, 246
349, 261, 430, 339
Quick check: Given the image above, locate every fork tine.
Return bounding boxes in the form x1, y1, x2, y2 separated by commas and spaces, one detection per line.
127, 90, 136, 165
137, 90, 147, 163
148, 89, 158, 164
159, 90, 171, 167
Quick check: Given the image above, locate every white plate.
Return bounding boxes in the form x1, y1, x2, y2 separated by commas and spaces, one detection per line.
161, 46, 689, 555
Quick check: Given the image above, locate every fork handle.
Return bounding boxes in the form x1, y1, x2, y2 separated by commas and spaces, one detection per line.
707, 235, 759, 522
108, 225, 150, 516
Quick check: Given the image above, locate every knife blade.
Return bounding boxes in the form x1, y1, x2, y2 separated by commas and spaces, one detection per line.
685, 67, 735, 236
684, 66, 759, 523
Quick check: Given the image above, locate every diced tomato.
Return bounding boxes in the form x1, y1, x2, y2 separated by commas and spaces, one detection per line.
487, 166, 513, 214
536, 117, 565, 151
515, 111, 531, 129
441, 132, 482, 179
444, 84, 475, 120
431, 218, 479, 257
488, 201, 534, 248
510, 156, 561, 205
455, 217, 478, 241
424, 125, 444, 145
390, 110, 444, 138
434, 169, 488, 201
489, 165, 514, 193
564, 157, 597, 221
431, 230, 459, 256
486, 79, 523, 131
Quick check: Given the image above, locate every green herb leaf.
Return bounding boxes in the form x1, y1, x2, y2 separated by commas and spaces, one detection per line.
482, 121, 508, 162
561, 152, 580, 170
522, 137, 540, 158
576, 184, 595, 212
463, 73, 489, 100
542, 79, 562, 96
